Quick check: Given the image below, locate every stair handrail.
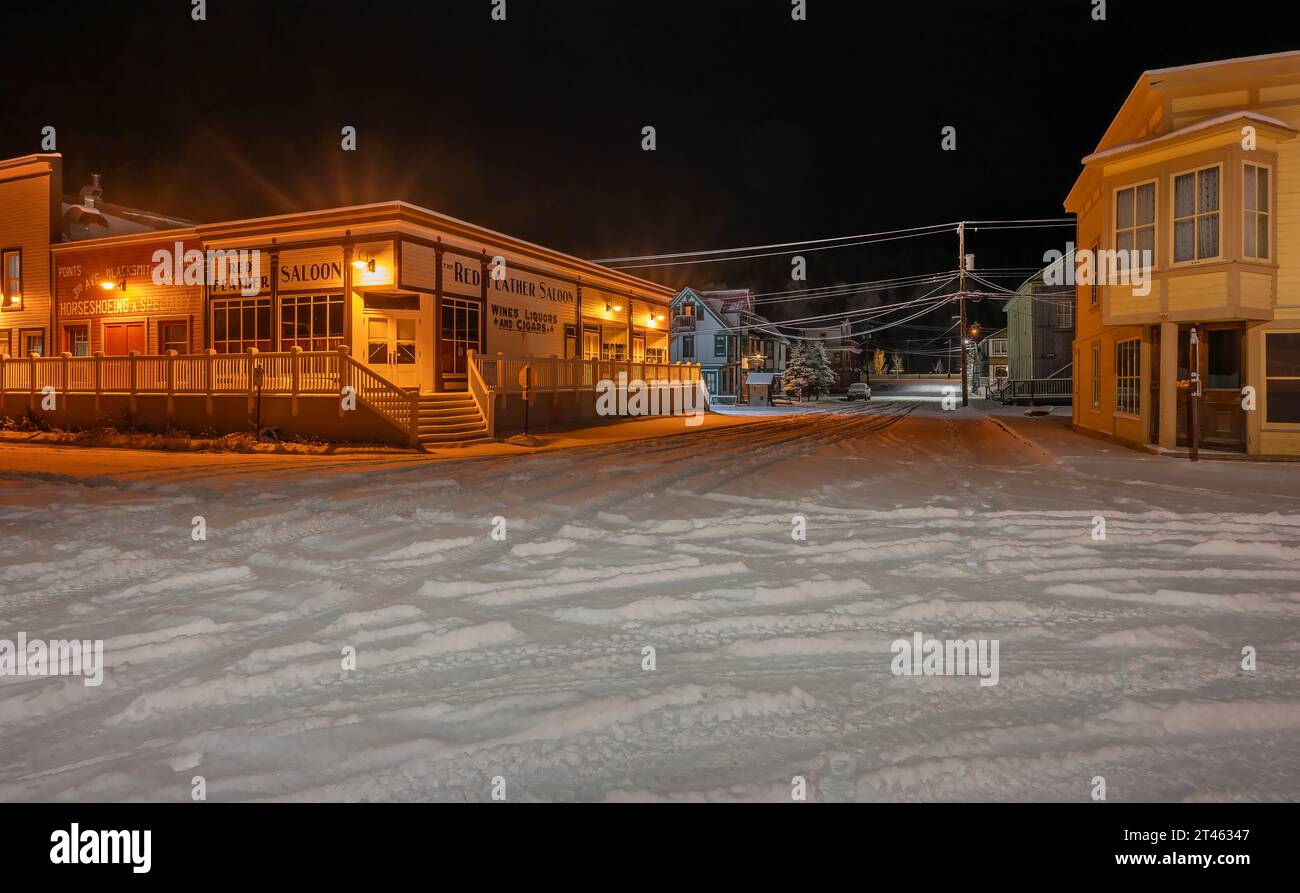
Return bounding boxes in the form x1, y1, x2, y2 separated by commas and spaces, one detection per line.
337, 346, 420, 445
467, 350, 496, 440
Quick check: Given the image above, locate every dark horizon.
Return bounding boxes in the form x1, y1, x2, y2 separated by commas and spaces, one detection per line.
8, 0, 1299, 337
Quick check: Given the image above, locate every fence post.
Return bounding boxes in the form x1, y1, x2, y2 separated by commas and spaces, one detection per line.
246, 347, 258, 415
337, 344, 350, 418
496, 351, 505, 413
93, 351, 103, 415
290, 345, 302, 417
58, 352, 70, 417
28, 353, 38, 413
550, 354, 559, 410
128, 350, 139, 414
205, 349, 215, 416
166, 349, 177, 417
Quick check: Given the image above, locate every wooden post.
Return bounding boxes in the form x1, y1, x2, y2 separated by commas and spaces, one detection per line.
166, 349, 177, 417
434, 241, 444, 393
290, 345, 302, 417
128, 350, 139, 414
246, 347, 258, 415
60, 352, 70, 415
205, 349, 216, 416
551, 355, 559, 410
337, 344, 350, 418
496, 351, 505, 413
93, 351, 103, 415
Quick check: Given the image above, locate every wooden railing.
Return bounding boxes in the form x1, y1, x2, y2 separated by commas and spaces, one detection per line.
339, 352, 419, 443
0, 346, 419, 443
467, 350, 496, 440
472, 352, 700, 396
995, 377, 1074, 405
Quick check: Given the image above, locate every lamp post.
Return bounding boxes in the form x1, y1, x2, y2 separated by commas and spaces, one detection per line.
1189, 327, 1201, 462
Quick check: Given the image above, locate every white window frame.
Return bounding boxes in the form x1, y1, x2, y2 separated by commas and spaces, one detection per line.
1243, 161, 1273, 261
1264, 330, 1300, 428
1170, 163, 1223, 266
1112, 180, 1158, 271
1091, 343, 1101, 410
1115, 338, 1141, 417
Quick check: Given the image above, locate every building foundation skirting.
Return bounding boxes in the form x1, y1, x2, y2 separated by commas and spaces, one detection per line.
0, 392, 410, 446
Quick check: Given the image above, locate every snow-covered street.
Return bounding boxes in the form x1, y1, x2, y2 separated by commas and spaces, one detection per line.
2, 404, 1299, 802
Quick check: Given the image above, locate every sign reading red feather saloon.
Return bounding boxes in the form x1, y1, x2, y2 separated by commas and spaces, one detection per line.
440, 255, 573, 350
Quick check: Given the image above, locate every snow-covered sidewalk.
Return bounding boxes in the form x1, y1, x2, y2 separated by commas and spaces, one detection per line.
1, 402, 1298, 802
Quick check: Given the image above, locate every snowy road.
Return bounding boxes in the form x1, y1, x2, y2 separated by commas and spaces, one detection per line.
2, 402, 1299, 802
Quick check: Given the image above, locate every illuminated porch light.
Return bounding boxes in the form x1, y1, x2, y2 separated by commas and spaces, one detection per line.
353, 257, 377, 273
606, 303, 623, 313
99, 277, 126, 291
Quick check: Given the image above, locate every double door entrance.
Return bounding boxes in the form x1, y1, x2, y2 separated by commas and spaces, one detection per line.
365, 310, 421, 390
362, 295, 483, 393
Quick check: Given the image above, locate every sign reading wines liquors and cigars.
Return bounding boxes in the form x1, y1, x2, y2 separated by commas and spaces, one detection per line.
440, 256, 574, 339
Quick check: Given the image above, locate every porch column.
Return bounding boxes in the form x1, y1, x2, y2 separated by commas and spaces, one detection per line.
1159, 320, 1178, 449
343, 237, 354, 352
434, 241, 444, 392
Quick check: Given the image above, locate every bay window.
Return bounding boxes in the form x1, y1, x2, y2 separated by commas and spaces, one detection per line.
1244, 163, 1271, 260
1173, 166, 1220, 263
1115, 182, 1156, 264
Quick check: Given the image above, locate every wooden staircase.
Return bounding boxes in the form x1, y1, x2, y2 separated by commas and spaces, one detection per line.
415, 392, 492, 447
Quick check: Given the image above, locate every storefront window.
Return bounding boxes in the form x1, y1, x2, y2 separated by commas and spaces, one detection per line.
160, 321, 189, 354
281, 293, 343, 351
64, 325, 90, 357
440, 297, 481, 375
212, 297, 272, 353
1265, 333, 1300, 424
1115, 339, 1140, 416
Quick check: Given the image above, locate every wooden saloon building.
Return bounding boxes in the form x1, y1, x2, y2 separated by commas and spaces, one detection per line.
0, 154, 686, 445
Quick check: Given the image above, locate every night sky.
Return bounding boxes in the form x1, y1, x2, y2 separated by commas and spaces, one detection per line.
8, 0, 1300, 346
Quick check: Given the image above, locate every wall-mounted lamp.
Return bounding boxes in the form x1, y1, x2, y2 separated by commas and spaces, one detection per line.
606, 303, 623, 313
353, 257, 377, 273
99, 277, 126, 291
0, 292, 19, 309
649, 312, 664, 323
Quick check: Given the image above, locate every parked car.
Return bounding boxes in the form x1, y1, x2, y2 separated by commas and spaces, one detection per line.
846, 382, 872, 401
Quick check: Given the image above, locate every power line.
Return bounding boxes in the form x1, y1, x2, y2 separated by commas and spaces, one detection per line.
591, 222, 958, 265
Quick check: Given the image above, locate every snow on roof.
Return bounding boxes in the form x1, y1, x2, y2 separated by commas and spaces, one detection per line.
61, 199, 196, 242
1081, 111, 1296, 164
1145, 49, 1300, 80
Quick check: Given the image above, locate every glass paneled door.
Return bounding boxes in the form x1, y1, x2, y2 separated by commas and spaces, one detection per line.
1176, 323, 1245, 451
365, 311, 421, 390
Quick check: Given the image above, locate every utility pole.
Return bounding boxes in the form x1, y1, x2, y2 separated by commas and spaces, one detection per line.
958, 222, 969, 407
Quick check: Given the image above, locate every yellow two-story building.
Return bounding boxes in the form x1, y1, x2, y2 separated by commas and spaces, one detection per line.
1067, 50, 1300, 456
